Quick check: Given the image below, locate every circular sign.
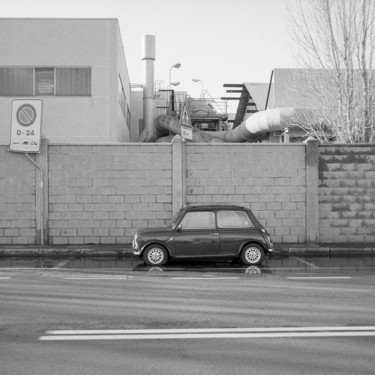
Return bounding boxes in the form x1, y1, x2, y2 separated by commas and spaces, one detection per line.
16, 104, 37, 127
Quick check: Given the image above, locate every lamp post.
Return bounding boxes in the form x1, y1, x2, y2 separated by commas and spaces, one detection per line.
169, 63, 181, 87
166, 81, 180, 113
167, 81, 180, 89
192, 78, 204, 98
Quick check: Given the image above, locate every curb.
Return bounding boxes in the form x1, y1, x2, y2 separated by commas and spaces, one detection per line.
0, 245, 133, 257
0, 244, 374, 257
274, 244, 375, 255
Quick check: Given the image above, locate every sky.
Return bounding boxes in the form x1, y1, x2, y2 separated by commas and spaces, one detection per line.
1, 0, 296, 106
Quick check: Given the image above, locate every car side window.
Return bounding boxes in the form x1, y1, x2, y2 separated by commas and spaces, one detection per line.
217, 210, 252, 228
179, 211, 216, 230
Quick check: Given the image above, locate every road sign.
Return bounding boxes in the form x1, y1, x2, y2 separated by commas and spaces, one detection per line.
180, 101, 193, 140
9, 100, 42, 153
181, 126, 193, 140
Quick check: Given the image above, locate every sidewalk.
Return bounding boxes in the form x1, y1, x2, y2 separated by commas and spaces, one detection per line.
0, 243, 374, 257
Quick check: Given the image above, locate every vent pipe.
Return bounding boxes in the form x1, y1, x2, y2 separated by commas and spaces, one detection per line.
142, 35, 156, 141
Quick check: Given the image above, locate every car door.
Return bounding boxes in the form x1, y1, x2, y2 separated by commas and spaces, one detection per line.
173, 210, 219, 258
217, 210, 257, 255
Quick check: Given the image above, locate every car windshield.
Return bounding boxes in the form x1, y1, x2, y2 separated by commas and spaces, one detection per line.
167, 210, 184, 227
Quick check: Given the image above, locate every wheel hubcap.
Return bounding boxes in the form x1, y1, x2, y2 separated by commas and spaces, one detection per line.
244, 247, 261, 263
148, 248, 164, 264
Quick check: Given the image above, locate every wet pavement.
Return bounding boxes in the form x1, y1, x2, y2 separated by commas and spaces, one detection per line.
1, 253, 374, 276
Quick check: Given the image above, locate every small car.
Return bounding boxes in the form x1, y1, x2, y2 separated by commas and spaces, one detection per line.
132, 205, 273, 266
132, 204, 273, 266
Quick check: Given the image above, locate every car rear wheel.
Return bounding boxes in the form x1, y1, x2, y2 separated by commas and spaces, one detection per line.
143, 245, 168, 266
240, 244, 265, 265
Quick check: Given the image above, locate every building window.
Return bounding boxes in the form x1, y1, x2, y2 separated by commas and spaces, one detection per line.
0, 67, 33, 96
0, 67, 91, 96
118, 76, 130, 129
56, 67, 91, 96
127, 105, 131, 130
35, 67, 55, 96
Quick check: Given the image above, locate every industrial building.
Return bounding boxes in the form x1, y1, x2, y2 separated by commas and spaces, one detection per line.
0, 18, 131, 145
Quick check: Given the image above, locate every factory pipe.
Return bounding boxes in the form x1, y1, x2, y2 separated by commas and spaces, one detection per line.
155, 107, 306, 143
142, 35, 156, 141
211, 107, 297, 142
155, 114, 223, 143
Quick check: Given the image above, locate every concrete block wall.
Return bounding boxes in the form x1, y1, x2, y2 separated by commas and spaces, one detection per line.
319, 145, 375, 243
185, 144, 307, 243
0, 146, 36, 244
48, 144, 172, 244
2, 141, 374, 246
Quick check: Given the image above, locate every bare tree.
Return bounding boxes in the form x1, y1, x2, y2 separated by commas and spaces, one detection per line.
288, 0, 375, 143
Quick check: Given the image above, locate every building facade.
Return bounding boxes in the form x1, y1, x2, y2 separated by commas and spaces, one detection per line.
0, 18, 131, 145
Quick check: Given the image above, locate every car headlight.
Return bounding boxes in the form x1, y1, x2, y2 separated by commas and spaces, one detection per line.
132, 233, 139, 250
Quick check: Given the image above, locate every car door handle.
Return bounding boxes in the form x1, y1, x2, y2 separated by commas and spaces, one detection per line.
210, 233, 219, 236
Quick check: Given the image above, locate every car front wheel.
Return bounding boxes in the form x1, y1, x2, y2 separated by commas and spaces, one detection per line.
143, 245, 168, 266
240, 244, 265, 265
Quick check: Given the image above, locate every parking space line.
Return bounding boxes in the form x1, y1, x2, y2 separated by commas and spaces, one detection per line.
171, 277, 240, 280
64, 276, 136, 280
288, 276, 352, 280
291, 256, 320, 269
52, 260, 71, 269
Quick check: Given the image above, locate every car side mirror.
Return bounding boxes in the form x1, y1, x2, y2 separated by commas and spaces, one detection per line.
176, 224, 182, 232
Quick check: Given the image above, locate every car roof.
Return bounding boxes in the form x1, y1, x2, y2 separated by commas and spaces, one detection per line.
181, 204, 248, 211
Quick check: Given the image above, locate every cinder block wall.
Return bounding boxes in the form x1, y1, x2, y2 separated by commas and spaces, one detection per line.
185, 144, 307, 243
0, 146, 36, 244
319, 145, 375, 243
48, 144, 172, 244
2, 142, 375, 245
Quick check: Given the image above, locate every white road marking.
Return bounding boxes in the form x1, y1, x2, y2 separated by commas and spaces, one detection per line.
0, 277, 11, 280
46, 326, 375, 335
288, 276, 352, 280
171, 277, 239, 280
39, 326, 375, 341
291, 256, 320, 269
39, 332, 375, 341
64, 276, 135, 280
52, 260, 71, 269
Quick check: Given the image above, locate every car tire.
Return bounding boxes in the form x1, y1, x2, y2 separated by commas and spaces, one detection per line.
143, 245, 168, 266
240, 244, 265, 265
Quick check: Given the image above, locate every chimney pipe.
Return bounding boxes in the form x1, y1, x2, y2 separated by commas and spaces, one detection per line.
142, 35, 156, 141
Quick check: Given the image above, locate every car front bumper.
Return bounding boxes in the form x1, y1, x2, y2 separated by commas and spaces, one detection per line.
132, 237, 142, 256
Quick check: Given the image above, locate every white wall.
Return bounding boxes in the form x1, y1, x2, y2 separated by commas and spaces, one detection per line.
0, 19, 131, 144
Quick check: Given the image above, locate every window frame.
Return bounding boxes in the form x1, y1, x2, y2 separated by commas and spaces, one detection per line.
217, 210, 253, 229
0, 66, 92, 97
178, 211, 216, 230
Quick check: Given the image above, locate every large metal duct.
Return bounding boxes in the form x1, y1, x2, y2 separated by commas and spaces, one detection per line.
155, 107, 305, 143
155, 114, 223, 143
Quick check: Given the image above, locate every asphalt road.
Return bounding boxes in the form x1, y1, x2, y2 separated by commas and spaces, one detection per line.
1, 256, 375, 375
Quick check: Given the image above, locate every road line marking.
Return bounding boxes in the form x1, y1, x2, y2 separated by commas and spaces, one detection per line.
39, 332, 375, 341
64, 276, 135, 280
288, 276, 352, 280
46, 326, 375, 335
52, 260, 71, 269
39, 327, 375, 341
291, 256, 320, 269
0, 277, 11, 280
171, 277, 239, 280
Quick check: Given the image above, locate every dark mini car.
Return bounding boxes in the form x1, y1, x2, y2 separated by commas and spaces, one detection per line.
132, 204, 273, 266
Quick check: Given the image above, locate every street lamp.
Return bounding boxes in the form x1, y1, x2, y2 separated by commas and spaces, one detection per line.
166, 81, 180, 113
169, 63, 182, 87
167, 81, 180, 89
192, 78, 204, 98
